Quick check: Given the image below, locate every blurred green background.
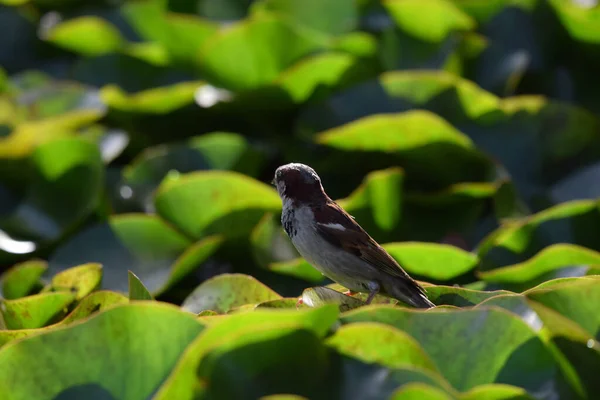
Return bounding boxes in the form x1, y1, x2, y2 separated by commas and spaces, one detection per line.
0, 0, 600, 399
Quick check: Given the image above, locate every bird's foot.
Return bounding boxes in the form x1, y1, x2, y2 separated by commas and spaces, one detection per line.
342, 290, 357, 296
295, 297, 304, 309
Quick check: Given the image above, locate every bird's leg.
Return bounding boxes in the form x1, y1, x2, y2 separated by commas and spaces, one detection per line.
365, 281, 380, 305
296, 297, 304, 309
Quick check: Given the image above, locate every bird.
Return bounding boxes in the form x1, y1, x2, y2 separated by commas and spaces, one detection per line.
272, 162, 435, 308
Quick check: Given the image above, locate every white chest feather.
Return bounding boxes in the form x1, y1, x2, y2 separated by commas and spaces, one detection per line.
281, 202, 368, 292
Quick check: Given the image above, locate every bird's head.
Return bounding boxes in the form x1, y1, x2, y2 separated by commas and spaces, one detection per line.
272, 163, 327, 205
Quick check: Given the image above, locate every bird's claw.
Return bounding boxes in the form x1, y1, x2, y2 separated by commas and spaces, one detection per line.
296, 297, 304, 309
342, 290, 357, 296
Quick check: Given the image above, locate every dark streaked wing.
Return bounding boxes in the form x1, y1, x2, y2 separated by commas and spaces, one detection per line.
313, 201, 426, 296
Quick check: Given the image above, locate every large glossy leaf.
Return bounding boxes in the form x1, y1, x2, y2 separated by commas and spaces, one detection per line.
44, 17, 124, 56
49, 214, 193, 294
269, 258, 324, 283
155, 305, 339, 399
315, 111, 492, 187
41, 263, 102, 300
337, 167, 405, 234
154, 171, 280, 238
0, 291, 128, 348
460, 384, 536, 400
479, 244, 600, 283
59, 290, 128, 325
383, 242, 479, 280
1, 259, 47, 299
326, 322, 439, 372
182, 273, 282, 314
478, 200, 600, 271
341, 306, 565, 394
100, 81, 203, 114
2, 292, 75, 329
275, 52, 374, 104
423, 285, 510, 307
526, 279, 600, 340
384, 0, 475, 43
0, 303, 204, 400
122, 132, 266, 210
548, 0, 600, 44
197, 14, 327, 90
252, 0, 358, 35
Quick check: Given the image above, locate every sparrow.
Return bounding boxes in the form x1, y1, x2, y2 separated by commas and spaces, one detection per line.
272, 163, 435, 308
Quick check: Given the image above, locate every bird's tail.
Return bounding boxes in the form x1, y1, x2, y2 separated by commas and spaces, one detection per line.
386, 279, 435, 309
407, 292, 435, 309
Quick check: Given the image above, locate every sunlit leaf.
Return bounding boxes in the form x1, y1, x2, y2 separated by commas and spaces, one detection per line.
384, 0, 475, 43
0, 303, 204, 400
342, 306, 564, 393
197, 14, 327, 90
181, 273, 282, 314
1, 260, 47, 299
128, 271, 153, 301
154, 171, 280, 238
44, 17, 124, 56
2, 292, 75, 329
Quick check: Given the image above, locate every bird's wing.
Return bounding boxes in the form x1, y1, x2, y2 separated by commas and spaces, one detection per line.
313, 201, 425, 294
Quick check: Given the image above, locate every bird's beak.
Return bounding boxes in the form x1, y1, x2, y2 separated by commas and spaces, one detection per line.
270, 178, 276, 186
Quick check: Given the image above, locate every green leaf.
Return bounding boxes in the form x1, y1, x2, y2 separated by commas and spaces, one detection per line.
275, 52, 372, 104
255, 298, 300, 309
482, 287, 600, 399
423, 285, 510, 307
197, 14, 327, 90
42, 263, 102, 300
479, 244, 600, 283
252, 0, 358, 35
182, 273, 282, 314
45, 17, 124, 56
154, 171, 280, 239
0, 291, 128, 348
1, 260, 47, 299
100, 81, 203, 114
391, 383, 453, 400
549, 0, 600, 44
59, 290, 128, 325
197, 326, 329, 399
128, 271, 153, 301
49, 214, 192, 294
162, 13, 218, 68
338, 167, 404, 233
478, 200, 600, 272
2, 292, 75, 329
0, 303, 204, 400
383, 242, 479, 280
326, 322, 439, 372
124, 132, 265, 190
269, 258, 324, 283
341, 306, 562, 393
155, 305, 339, 399
316, 111, 492, 186
461, 384, 536, 400
384, 0, 475, 43
526, 279, 600, 339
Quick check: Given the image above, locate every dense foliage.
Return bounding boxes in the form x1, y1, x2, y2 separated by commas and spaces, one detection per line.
1, 0, 599, 399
